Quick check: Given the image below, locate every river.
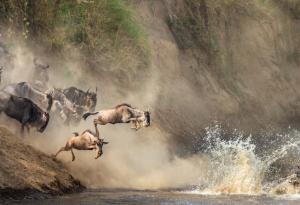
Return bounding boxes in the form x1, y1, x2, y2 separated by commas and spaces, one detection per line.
4, 189, 300, 205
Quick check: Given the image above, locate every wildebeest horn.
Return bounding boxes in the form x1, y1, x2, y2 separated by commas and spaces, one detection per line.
86, 88, 90, 93
96, 87, 98, 93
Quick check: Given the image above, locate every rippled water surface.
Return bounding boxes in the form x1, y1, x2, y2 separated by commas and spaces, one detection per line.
5, 189, 300, 205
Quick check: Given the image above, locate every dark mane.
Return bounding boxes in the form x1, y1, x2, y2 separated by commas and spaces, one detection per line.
115, 103, 133, 109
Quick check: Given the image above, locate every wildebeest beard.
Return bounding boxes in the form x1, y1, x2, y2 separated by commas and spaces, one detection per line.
144, 111, 151, 126
39, 112, 50, 132
28, 105, 50, 132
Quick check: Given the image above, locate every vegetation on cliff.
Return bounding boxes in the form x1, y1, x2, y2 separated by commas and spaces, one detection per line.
0, 0, 149, 89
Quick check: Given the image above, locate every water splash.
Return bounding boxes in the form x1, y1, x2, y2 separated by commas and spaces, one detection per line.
191, 125, 300, 195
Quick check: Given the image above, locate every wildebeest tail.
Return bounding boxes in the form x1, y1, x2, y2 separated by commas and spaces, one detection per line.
82, 111, 99, 120
72, 132, 79, 136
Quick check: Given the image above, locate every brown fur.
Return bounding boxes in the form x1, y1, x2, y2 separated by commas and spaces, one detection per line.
54, 123, 108, 161
115, 103, 133, 109
83, 103, 151, 130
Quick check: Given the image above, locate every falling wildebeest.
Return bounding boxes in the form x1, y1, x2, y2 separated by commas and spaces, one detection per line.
55, 123, 108, 161
63, 87, 97, 112
0, 93, 50, 133
82, 103, 151, 130
2, 82, 53, 112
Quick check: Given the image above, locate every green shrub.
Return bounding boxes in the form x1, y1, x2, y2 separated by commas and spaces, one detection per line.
0, 0, 148, 53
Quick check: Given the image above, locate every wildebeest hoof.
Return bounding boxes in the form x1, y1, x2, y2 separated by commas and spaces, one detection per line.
131, 127, 138, 131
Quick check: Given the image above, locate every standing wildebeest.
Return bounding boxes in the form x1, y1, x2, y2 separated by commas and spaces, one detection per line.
48, 88, 78, 123
0, 93, 50, 133
63, 87, 97, 112
82, 103, 151, 130
55, 123, 108, 161
2, 82, 78, 124
32, 58, 50, 91
2, 82, 53, 112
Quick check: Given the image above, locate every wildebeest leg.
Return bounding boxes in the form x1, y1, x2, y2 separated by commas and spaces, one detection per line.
130, 120, 139, 130
129, 118, 140, 130
94, 118, 105, 125
94, 122, 99, 138
24, 125, 30, 136
87, 145, 97, 150
95, 146, 102, 159
71, 149, 75, 161
55, 146, 67, 157
20, 125, 25, 137
21, 108, 31, 137
131, 120, 136, 129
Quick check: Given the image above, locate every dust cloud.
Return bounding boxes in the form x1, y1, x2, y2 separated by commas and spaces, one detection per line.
0, 37, 209, 190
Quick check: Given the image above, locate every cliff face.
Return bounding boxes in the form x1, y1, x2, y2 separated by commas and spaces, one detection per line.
0, 127, 83, 200
127, 0, 300, 149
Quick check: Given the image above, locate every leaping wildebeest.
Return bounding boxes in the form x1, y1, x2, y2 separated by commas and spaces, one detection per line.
0, 92, 50, 133
82, 103, 151, 130
55, 123, 108, 161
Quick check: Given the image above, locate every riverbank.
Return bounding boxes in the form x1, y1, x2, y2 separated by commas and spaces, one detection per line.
0, 127, 84, 201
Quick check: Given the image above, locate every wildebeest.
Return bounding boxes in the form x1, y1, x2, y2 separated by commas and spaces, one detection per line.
55, 123, 108, 161
63, 87, 97, 112
48, 88, 78, 123
83, 103, 151, 130
2, 82, 53, 112
0, 94, 50, 133
1, 82, 83, 124
32, 58, 50, 91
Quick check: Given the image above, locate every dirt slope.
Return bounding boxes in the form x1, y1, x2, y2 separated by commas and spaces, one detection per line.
0, 127, 83, 200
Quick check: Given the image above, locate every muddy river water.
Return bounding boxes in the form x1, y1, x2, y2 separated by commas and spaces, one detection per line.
4, 189, 300, 205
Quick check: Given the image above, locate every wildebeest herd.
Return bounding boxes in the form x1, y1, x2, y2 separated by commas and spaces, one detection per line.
0, 59, 151, 161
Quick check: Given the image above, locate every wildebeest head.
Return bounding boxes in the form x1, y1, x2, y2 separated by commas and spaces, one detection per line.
141, 111, 151, 127
95, 138, 109, 159
31, 108, 50, 133
38, 112, 50, 132
85, 88, 97, 111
